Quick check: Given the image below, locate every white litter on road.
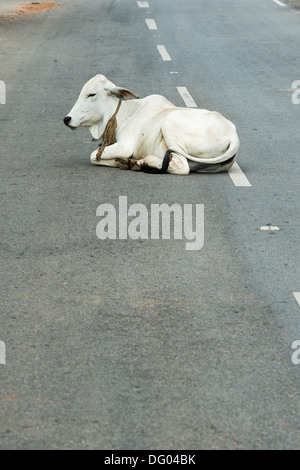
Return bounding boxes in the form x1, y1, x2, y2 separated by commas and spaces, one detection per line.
259, 225, 280, 231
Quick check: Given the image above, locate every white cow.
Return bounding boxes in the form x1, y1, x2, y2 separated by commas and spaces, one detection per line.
64, 74, 239, 175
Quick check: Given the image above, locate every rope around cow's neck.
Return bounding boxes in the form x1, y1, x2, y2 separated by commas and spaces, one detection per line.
96, 100, 122, 161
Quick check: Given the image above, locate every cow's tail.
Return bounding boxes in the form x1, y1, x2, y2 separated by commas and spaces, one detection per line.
171, 133, 240, 173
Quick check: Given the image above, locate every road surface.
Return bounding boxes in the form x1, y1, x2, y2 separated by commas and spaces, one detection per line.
0, 0, 300, 450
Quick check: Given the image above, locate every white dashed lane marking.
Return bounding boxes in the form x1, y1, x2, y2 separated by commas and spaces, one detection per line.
228, 162, 252, 187
176, 87, 198, 108
145, 19, 157, 30
157, 45, 172, 61
293, 293, 300, 308
137, 1, 150, 7
272, 0, 286, 6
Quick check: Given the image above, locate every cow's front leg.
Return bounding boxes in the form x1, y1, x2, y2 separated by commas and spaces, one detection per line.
89, 158, 123, 168
90, 142, 133, 165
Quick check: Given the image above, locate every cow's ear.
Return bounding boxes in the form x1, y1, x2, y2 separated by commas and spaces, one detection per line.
109, 87, 139, 100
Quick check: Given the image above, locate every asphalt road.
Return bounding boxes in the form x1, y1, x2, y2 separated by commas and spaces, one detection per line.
0, 0, 300, 450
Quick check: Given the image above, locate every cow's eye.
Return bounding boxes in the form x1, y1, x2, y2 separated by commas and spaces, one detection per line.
88, 93, 96, 98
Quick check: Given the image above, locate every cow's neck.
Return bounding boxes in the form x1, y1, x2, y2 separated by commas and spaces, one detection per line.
115, 98, 141, 130
96, 100, 122, 161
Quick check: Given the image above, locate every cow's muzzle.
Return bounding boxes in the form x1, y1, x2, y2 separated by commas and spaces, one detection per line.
64, 116, 77, 129
63, 116, 72, 127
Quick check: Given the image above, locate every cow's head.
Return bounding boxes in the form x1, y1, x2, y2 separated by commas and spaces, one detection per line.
63, 74, 138, 139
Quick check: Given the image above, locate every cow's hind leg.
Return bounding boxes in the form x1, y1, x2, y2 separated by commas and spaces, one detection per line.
137, 155, 168, 174
167, 153, 190, 175
136, 151, 190, 175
